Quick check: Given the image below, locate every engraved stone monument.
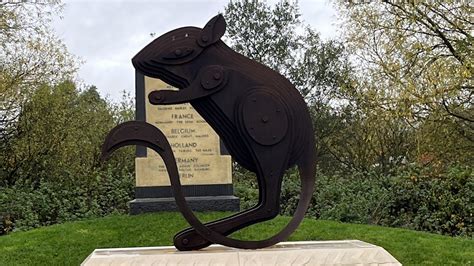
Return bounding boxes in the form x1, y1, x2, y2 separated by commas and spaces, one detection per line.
131, 73, 239, 214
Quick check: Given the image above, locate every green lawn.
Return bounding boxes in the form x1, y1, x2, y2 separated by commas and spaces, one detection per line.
0, 212, 472, 265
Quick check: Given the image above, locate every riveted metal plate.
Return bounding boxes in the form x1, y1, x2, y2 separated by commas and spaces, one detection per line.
242, 91, 288, 146
201, 65, 224, 90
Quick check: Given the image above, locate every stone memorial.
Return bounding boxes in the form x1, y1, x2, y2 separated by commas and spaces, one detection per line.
130, 73, 239, 214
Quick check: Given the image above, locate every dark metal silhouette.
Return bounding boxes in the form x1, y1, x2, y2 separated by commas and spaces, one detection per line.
101, 14, 316, 251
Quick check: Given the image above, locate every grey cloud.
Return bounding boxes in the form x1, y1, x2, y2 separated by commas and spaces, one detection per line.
52, 0, 336, 101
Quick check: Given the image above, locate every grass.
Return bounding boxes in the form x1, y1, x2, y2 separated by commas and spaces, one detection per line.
0, 212, 472, 265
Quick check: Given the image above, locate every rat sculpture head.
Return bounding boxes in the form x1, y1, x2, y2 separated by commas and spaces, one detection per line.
132, 15, 226, 89
102, 14, 316, 251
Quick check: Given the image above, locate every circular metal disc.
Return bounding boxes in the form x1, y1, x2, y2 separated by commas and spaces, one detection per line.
242, 90, 288, 146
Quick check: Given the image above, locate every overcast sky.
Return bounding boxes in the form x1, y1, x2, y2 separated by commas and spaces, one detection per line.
52, 0, 338, 102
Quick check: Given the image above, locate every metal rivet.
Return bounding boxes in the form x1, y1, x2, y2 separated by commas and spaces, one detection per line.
201, 35, 208, 42
213, 72, 221, 80
174, 49, 182, 56
155, 95, 162, 101
262, 116, 269, 123
182, 238, 189, 245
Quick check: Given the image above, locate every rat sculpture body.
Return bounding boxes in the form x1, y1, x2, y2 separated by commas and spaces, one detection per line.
101, 14, 316, 251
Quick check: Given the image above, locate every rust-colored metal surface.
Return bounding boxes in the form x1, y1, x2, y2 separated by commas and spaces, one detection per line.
101, 14, 316, 251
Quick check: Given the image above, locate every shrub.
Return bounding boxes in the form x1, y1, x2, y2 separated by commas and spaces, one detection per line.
384, 165, 473, 236
234, 164, 473, 237
0, 166, 134, 233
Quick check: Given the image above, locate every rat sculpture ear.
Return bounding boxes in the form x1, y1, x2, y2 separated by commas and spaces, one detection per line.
198, 14, 226, 47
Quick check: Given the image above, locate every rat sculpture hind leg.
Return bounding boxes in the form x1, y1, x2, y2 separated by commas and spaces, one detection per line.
170, 143, 316, 250
172, 88, 311, 250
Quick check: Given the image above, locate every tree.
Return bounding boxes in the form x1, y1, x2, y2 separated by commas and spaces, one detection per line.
0, 0, 137, 233
224, 0, 351, 170
1, 82, 134, 186
335, 1, 473, 165
1, 1, 79, 142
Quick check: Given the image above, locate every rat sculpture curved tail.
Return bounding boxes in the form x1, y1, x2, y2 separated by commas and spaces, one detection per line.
101, 14, 316, 251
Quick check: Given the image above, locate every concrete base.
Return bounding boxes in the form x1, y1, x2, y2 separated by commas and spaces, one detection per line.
82, 240, 401, 265
129, 195, 240, 214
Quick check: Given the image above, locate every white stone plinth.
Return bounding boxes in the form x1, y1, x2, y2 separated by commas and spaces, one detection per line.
82, 240, 401, 266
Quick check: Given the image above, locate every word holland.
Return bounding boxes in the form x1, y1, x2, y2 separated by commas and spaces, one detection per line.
171, 142, 197, 148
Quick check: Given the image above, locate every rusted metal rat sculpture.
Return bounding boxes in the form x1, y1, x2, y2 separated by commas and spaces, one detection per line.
101, 14, 316, 251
